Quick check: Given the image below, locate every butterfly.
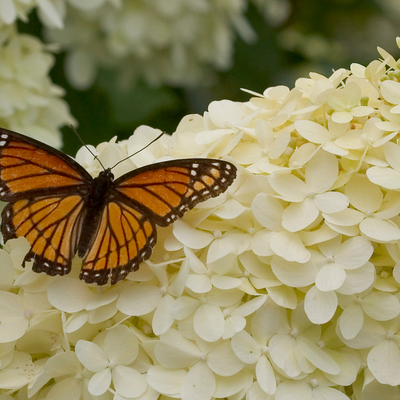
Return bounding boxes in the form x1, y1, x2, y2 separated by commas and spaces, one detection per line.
0, 127, 237, 285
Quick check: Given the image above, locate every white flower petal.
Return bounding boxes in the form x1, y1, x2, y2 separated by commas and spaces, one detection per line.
367, 340, 400, 385
193, 303, 225, 342
172, 296, 200, 320
334, 236, 373, 270
44, 352, 81, 378
323, 208, 364, 226
345, 175, 383, 213
362, 292, 400, 321
338, 262, 375, 295
223, 316, 246, 339
306, 150, 338, 192
45, 377, 81, 400
186, 274, 212, 293
268, 173, 308, 202
147, 365, 186, 396
75, 340, 108, 372
297, 336, 340, 374
181, 361, 216, 400
47, 278, 93, 313
314, 192, 349, 213
282, 198, 319, 232
360, 218, 400, 242
295, 120, 331, 144
275, 381, 312, 400
332, 111, 353, 123
208, 100, 246, 127
173, 221, 213, 249
380, 80, 400, 104
65, 311, 88, 333
315, 264, 346, 291
267, 286, 297, 309
248, 381, 274, 400
270, 231, 310, 263
0, 318, 28, 343
251, 193, 283, 231
304, 286, 338, 324
339, 303, 364, 340
113, 365, 147, 398
88, 368, 112, 396
367, 167, 400, 189
0, 0, 16, 24
103, 325, 139, 366
210, 275, 242, 289
37, 0, 64, 29
231, 330, 261, 363
152, 294, 175, 335
256, 355, 276, 395
269, 334, 301, 377
385, 141, 400, 171
214, 371, 253, 398
155, 329, 200, 369
232, 295, 267, 317
117, 283, 162, 316
271, 257, 317, 287
207, 341, 244, 376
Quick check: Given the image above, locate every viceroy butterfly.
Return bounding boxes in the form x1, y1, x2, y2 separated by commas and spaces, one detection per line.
0, 128, 236, 285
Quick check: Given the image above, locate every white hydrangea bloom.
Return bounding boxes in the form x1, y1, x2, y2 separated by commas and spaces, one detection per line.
75, 325, 146, 397
5, 34, 400, 400
0, 28, 75, 148
44, 0, 258, 89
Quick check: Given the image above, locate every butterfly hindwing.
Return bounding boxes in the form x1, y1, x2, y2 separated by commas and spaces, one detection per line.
2, 195, 85, 276
80, 200, 157, 285
0, 128, 91, 202
113, 158, 237, 226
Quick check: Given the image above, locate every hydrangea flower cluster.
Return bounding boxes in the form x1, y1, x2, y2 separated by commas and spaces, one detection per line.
0, 25, 75, 148
44, 0, 258, 89
3, 39, 400, 400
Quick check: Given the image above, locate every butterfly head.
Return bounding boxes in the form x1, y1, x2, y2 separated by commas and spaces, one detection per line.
98, 168, 114, 181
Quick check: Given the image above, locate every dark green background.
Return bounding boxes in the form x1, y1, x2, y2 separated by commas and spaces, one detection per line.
19, 0, 399, 156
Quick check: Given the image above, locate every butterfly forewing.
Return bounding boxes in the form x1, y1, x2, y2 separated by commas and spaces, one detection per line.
113, 159, 237, 226
0, 128, 91, 201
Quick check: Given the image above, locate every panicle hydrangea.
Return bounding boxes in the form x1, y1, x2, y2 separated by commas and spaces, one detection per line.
44, 0, 258, 89
6, 37, 400, 400
0, 0, 290, 89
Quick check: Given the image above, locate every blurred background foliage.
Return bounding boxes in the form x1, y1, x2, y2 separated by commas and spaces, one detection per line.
18, 0, 400, 156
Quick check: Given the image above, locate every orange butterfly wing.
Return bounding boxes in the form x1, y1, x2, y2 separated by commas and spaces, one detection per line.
0, 128, 91, 201
80, 201, 156, 285
80, 159, 237, 285
2, 196, 85, 275
0, 128, 91, 275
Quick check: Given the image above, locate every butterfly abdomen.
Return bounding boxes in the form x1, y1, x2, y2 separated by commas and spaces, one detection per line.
77, 169, 115, 257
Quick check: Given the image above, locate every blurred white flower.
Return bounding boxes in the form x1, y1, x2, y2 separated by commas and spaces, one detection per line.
45, 0, 257, 89
0, 31, 75, 148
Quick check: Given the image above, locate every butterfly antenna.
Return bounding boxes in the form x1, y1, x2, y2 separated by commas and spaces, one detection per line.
111, 131, 165, 170
70, 125, 106, 171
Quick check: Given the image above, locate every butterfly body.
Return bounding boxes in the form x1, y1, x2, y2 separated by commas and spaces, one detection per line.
0, 128, 236, 285
77, 169, 115, 258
